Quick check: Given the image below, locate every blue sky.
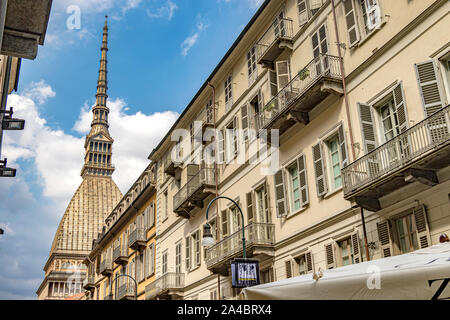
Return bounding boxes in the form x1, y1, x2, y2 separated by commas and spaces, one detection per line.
0, 0, 263, 299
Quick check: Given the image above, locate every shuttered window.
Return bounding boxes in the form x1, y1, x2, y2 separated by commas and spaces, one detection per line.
225, 74, 233, 111
286, 154, 309, 213
247, 46, 258, 86
285, 260, 292, 278
274, 169, 288, 217
276, 61, 291, 92
343, 0, 360, 47
325, 243, 336, 269
246, 192, 254, 223
241, 104, 249, 142
351, 231, 362, 263
415, 60, 445, 116
377, 220, 393, 258
312, 143, 327, 197
185, 237, 191, 271
297, 0, 308, 26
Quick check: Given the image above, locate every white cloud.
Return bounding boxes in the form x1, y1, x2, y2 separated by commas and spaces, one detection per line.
4, 80, 179, 203
23, 80, 56, 105
146, 0, 178, 20
181, 19, 208, 56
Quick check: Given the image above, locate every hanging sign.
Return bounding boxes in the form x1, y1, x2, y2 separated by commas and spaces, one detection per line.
231, 258, 260, 288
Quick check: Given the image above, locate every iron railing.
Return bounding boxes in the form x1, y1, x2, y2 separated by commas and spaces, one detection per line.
173, 166, 216, 211
117, 282, 136, 300
99, 259, 112, 274
342, 104, 450, 195
257, 54, 342, 129
256, 17, 294, 61
205, 222, 275, 267
145, 273, 185, 300
128, 228, 146, 247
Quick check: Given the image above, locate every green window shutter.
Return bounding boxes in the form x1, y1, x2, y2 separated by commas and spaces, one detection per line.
297, 154, 309, 207
312, 143, 328, 197
338, 124, 349, 167
377, 221, 393, 258
415, 60, 444, 116
351, 230, 362, 263
413, 205, 431, 249
343, 0, 360, 47
274, 169, 288, 217
393, 82, 409, 133
285, 260, 292, 278
358, 103, 377, 154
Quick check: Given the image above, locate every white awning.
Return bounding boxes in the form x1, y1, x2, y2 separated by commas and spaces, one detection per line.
242, 243, 450, 300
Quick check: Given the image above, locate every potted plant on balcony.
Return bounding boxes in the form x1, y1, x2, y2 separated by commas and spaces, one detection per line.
298, 67, 310, 81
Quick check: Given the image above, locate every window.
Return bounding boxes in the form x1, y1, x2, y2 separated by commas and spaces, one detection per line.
203, 217, 216, 260
247, 46, 258, 86
163, 190, 168, 221
260, 268, 273, 284
313, 125, 348, 197
327, 135, 342, 189
162, 250, 168, 274
210, 289, 218, 300
394, 214, 419, 254
255, 184, 269, 224
343, 0, 382, 47
185, 236, 191, 271
337, 238, 355, 266
193, 230, 201, 267
225, 74, 233, 111
225, 117, 239, 161
311, 23, 328, 73
284, 154, 309, 214
295, 255, 307, 275
206, 97, 214, 124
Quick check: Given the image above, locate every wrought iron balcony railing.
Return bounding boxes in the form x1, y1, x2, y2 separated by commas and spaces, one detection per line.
113, 245, 128, 264
173, 166, 216, 215
342, 104, 450, 196
99, 259, 112, 275
257, 54, 341, 130
145, 273, 185, 300
256, 17, 294, 64
117, 282, 136, 300
205, 222, 275, 268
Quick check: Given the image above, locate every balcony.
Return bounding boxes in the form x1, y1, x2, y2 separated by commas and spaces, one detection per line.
256, 18, 294, 69
205, 222, 275, 276
173, 166, 216, 219
113, 245, 128, 265
342, 105, 450, 211
128, 228, 146, 250
145, 273, 185, 300
117, 282, 136, 300
257, 54, 343, 139
99, 259, 113, 276
164, 155, 182, 177
1, 0, 52, 60
82, 275, 95, 290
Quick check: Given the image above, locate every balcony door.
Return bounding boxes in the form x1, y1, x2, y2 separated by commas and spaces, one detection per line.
229, 205, 242, 254
273, 10, 286, 39
255, 184, 270, 242
311, 23, 329, 75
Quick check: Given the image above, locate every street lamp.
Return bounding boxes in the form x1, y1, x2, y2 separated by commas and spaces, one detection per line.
1, 108, 25, 131
202, 196, 246, 258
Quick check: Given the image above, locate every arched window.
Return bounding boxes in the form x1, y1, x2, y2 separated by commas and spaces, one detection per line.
61, 262, 74, 269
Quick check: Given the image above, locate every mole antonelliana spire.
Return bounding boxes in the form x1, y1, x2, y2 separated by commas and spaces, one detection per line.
37, 16, 123, 300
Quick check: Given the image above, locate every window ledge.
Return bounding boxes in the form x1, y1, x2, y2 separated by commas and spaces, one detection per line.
323, 186, 343, 199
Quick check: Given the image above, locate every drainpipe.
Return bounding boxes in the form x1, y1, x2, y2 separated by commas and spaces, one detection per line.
331, 0, 370, 260
207, 82, 221, 300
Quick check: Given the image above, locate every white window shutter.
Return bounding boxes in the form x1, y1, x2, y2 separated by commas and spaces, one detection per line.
274, 169, 288, 217
343, 0, 360, 47
185, 237, 191, 271
377, 220, 393, 258
337, 125, 349, 167
305, 250, 314, 273
351, 230, 362, 263
218, 129, 225, 164
276, 60, 291, 92
415, 60, 445, 117
297, 154, 309, 207
297, 0, 309, 27
241, 104, 249, 142
325, 243, 336, 269
357, 103, 377, 154
312, 142, 328, 197
413, 205, 431, 249
366, 0, 381, 30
